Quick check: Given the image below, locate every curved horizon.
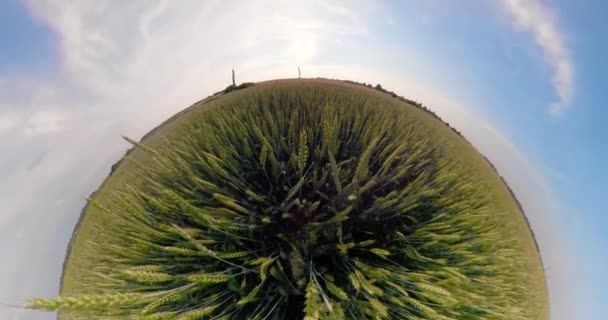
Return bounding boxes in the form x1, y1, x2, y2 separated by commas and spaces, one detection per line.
1, 1, 606, 319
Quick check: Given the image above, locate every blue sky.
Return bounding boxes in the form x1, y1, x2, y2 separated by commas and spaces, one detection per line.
0, 1, 606, 319
0, 1, 54, 74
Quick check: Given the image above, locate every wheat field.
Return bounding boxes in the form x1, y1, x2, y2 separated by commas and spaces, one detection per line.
32, 79, 548, 319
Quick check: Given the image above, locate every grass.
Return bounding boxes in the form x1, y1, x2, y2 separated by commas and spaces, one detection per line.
36, 79, 547, 319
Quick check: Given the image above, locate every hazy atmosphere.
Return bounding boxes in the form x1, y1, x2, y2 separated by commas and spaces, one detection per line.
1, 1, 607, 319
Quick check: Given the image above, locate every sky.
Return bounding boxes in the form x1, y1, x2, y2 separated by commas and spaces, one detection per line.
0, 0, 606, 319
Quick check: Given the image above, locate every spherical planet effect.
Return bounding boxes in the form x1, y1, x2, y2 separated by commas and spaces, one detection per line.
29, 79, 547, 320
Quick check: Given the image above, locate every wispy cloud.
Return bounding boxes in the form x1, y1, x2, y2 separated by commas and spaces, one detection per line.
0, 113, 18, 133
22, 110, 66, 136
500, 0, 574, 116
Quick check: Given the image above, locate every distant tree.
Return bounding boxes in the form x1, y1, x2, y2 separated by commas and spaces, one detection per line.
298, 66, 301, 79
232, 68, 236, 86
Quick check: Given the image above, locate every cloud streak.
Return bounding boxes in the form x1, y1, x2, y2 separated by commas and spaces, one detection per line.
500, 0, 574, 115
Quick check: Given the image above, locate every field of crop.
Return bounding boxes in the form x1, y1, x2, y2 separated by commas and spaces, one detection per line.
37, 79, 547, 319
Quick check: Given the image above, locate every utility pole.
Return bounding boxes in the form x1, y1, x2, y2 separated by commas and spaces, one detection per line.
232, 68, 236, 86
298, 66, 301, 79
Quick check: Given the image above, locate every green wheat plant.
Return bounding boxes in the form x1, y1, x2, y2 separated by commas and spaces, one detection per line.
29, 80, 546, 319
